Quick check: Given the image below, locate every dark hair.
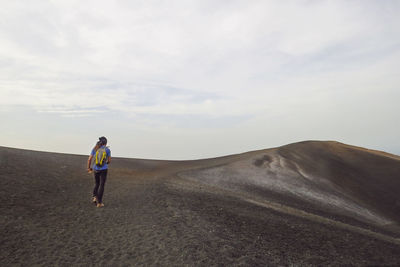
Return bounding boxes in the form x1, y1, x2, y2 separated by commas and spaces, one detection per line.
92, 140, 102, 151
99, 136, 107, 145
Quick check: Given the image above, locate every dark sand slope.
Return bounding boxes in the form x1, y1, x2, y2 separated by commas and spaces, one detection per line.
1, 141, 400, 266
180, 141, 400, 228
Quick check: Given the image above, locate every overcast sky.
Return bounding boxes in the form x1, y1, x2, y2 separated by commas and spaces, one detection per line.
1, 0, 399, 159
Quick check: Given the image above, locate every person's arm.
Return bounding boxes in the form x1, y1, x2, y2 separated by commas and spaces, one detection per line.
87, 155, 93, 172
107, 149, 111, 164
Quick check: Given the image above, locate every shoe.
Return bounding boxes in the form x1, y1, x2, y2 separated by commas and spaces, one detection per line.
92, 196, 97, 204
97, 203, 104, 208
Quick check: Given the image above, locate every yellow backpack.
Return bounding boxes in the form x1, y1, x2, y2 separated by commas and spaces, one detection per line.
95, 147, 107, 167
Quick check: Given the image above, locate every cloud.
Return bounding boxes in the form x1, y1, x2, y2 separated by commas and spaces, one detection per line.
1, 1, 400, 156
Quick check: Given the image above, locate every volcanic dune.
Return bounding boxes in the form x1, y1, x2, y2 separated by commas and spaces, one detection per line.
1, 141, 400, 266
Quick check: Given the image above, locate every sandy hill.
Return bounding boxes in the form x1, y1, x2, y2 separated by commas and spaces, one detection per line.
1, 141, 400, 266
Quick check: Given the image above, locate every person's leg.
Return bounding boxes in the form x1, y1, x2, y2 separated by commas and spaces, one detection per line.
93, 171, 100, 198
97, 169, 108, 204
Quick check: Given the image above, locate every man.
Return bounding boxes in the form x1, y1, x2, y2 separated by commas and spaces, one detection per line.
87, 136, 111, 208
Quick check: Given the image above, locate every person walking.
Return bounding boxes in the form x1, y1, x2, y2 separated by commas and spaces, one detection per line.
87, 136, 111, 208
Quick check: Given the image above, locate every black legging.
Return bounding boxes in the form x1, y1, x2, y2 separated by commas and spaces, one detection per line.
93, 169, 108, 203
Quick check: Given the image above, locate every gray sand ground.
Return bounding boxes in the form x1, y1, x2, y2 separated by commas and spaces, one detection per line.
1, 141, 400, 266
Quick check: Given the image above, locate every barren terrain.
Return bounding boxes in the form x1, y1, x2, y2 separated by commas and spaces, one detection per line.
1, 141, 400, 266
